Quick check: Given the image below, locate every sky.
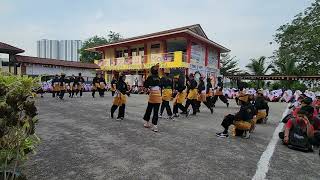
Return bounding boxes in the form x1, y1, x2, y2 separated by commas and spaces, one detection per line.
0, 0, 314, 68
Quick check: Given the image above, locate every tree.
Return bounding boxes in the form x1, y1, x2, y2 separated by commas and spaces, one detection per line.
219, 53, 241, 76
271, 57, 298, 88
274, 0, 320, 75
79, 31, 122, 63
245, 56, 273, 88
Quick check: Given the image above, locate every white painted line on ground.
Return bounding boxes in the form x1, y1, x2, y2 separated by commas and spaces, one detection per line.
252, 104, 291, 180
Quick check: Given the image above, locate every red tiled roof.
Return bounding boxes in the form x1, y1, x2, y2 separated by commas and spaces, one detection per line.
0, 42, 25, 54
15, 55, 99, 69
86, 24, 230, 53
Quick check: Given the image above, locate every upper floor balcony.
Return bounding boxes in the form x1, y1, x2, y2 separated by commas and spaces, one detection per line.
96, 51, 188, 71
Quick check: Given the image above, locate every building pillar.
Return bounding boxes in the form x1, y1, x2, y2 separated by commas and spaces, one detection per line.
144, 43, 148, 80
205, 46, 208, 67
186, 40, 192, 76
161, 40, 167, 53
217, 48, 221, 69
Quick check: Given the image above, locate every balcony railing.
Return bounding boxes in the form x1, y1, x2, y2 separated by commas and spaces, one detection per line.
96, 51, 188, 71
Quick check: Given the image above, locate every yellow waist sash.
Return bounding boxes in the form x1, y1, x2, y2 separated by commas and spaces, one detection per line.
187, 89, 198, 100
176, 92, 187, 104
149, 90, 162, 104
162, 89, 172, 101
113, 93, 127, 106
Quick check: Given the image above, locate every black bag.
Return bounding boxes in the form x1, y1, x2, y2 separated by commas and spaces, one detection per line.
282, 113, 293, 123
288, 118, 313, 152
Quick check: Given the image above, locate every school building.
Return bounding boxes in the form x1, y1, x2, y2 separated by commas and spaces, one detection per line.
86, 24, 230, 86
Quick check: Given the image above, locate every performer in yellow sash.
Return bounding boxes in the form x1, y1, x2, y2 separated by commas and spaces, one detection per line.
182, 73, 198, 116
216, 94, 255, 139
58, 73, 66, 100
196, 76, 213, 114
68, 75, 75, 98
143, 64, 162, 132
92, 73, 99, 98
212, 86, 229, 107
110, 76, 117, 97
76, 73, 85, 97
159, 69, 174, 119
51, 74, 60, 98
111, 74, 130, 120
172, 75, 187, 117
205, 77, 214, 110
98, 73, 106, 97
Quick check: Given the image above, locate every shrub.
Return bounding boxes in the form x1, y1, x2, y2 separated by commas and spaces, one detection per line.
0, 72, 40, 180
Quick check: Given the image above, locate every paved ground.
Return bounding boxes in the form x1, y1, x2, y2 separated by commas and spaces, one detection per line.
21, 93, 320, 180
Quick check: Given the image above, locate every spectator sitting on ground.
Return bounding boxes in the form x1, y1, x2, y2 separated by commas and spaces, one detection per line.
279, 109, 314, 151
292, 97, 318, 119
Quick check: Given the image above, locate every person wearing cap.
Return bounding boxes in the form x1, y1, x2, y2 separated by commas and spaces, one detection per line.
159, 69, 174, 119
172, 75, 187, 117
58, 73, 66, 100
143, 63, 162, 132
110, 76, 118, 97
76, 73, 85, 97
216, 94, 255, 138
110, 74, 130, 120
98, 73, 106, 97
182, 73, 198, 116
51, 74, 60, 98
212, 84, 229, 108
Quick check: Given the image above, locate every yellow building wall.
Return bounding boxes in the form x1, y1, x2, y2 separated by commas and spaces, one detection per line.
98, 41, 188, 72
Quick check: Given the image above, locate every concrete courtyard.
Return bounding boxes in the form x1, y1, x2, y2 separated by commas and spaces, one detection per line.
22, 93, 320, 180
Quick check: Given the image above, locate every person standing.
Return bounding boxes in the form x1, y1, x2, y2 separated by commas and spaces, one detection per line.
51, 74, 60, 98
59, 73, 66, 100
204, 77, 214, 114
159, 69, 174, 119
68, 75, 75, 98
92, 73, 99, 98
98, 73, 106, 97
110, 76, 117, 97
183, 73, 198, 116
212, 86, 229, 107
172, 75, 187, 117
110, 74, 130, 120
76, 73, 85, 97
143, 64, 162, 132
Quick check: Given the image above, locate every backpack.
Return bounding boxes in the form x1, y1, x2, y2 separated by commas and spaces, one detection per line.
288, 118, 313, 152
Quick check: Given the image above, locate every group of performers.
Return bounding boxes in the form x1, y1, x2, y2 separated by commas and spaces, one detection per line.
51, 73, 85, 100
51, 72, 106, 99
109, 63, 230, 132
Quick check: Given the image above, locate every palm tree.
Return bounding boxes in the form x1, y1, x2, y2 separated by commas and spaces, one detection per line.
272, 57, 297, 88
246, 56, 273, 88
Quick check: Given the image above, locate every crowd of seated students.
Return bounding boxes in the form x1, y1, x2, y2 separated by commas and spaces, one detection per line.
279, 95, 320, 154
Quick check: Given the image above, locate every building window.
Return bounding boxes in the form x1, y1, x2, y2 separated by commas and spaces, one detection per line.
115, 50, 123, 58
138, 47, 144, 56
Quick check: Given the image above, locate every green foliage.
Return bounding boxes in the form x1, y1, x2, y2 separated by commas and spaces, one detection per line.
271, 81, 282, 90
291, 81, 307, 92
79, 31, 122, 63
0, 72, 40, 179
220, 53, 241, 76
245, 56, 273, 88
274, 0, 320, 75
